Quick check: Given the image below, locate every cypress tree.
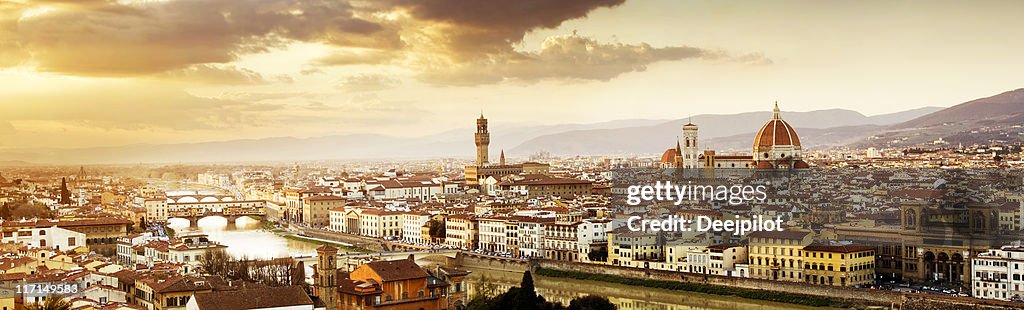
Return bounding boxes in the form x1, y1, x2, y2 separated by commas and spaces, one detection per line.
514, 270, 539, 310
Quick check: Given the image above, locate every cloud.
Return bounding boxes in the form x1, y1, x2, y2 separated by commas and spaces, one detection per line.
379, 0, 626, 58
159, 65, 270, 85
418, 34, 768, 85
219, 91, 309, 102
0, 2, 28, 67
358, 1, 768, 85
0, 83, 282, 130
338, 74, 401, 93
7, 0, 401, 75
315, 49, 399, 66
0, 0, 770, 86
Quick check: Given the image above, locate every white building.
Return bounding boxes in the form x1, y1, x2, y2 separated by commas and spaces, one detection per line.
1, 225, 86, 251
366, 178, 459, 201
686, 248, 710, 274
116, 232, 160, 265
478, 217, 517, 254
576, 219, 611, 262
318, 176, 341, 187
708, 243, 748, 277
972, 246, 1024, 301
358, 209, 402, 238
328, 208, 351, 233
401, 212, 432, 244
517, 218, 551, 258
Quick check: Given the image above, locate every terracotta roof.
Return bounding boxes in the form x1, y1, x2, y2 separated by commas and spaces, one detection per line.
754, 118, 800, 149
661, 148, 679, 163
500, 175, 591, 186
191, 285, 312, 310
2, 218, 132, 228
338, 278, 382, 295
707, 243, 743, 251
305, 195, 345, 202
140, 274, 213, 293
362, 259, 428, 282
803, 243, 875, 253
748, 230, 810, 241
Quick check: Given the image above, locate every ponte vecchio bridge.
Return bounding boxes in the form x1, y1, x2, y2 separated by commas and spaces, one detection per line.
166, 199, 268, 228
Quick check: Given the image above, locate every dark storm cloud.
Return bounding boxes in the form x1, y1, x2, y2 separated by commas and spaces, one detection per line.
419, 34, 769, 85
379, 0, 626, 57
6, 0, 401, 75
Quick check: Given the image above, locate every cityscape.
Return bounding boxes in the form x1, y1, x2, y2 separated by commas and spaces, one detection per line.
2, 101, 1024, 309
2, 1, 1024, 310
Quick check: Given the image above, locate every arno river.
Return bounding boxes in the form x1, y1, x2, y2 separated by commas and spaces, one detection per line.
168, 218, 825, 310
166, 217, 321, 259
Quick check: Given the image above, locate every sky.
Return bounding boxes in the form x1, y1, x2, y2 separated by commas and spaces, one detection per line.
1, 0, 1023, 149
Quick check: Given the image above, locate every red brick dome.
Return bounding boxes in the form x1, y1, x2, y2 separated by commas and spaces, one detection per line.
661, 148, 679, 163
753, 104, 801, 149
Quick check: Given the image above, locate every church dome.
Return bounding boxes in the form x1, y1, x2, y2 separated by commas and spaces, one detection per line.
661, 148, 679, 163
753, 103, 801, 149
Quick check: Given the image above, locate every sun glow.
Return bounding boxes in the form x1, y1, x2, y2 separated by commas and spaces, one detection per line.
18, 6, 55, 21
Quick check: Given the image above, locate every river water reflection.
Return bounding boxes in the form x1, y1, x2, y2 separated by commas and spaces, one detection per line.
167, 217, 319, 259
466, 268, 830, 310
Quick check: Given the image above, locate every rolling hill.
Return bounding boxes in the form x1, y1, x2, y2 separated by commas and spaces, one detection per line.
852, 88, 1024, 148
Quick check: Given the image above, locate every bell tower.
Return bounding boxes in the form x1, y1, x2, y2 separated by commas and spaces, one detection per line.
475, 113, 490, 166
682, 121, 699, 169
314, 245, 339, 310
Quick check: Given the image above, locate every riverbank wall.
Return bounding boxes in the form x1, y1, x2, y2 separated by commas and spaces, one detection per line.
532, 259, 898, 306
455, 252, 530, 273
462, 256, 1022, 309
294, 227, 386, 252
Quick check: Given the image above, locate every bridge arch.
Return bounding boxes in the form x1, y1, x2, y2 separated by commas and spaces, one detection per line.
177, 196, 200, 203
167, 194, 235, 204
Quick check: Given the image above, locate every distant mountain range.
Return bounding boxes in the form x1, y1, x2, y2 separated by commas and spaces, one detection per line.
850, 88, 1024, 148
509, 107, 940, 155
4, 87, 1024, 165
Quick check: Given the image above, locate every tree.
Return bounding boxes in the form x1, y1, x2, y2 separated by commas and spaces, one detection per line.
0, 204, 11, 220
467, 271, 614, 310
567, 296, 616, 310
201, 250, 304, 287
428, 219, 446, 242
587, 248, 607, 262
515, 271, 539, 310
25, 297, 72, 310
201, 248, 231, 276
5, 202, 53, 220
473, 275, 500, 299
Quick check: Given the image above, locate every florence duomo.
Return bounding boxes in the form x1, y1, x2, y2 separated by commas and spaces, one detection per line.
662, 102, 810, 170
